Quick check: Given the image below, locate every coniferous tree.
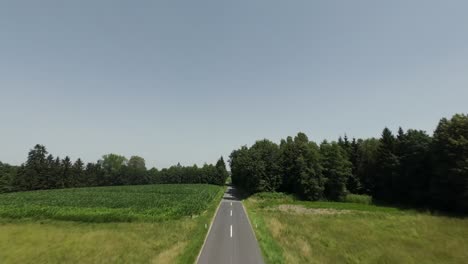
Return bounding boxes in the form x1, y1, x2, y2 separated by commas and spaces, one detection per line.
374, 128, 400, 202
346, 138, 361, 193
343, 134, 351, 157
44, 154, 55, 189
396, 129, 432, 206
431, 114, 468, 213
72, 158, 84, 187
321, 141, 352, 201
52, 157, 62, 188
84, 162, 103, 186
61, 156, 72, 188
13, 144, 48, 190
356, 138, 380, 195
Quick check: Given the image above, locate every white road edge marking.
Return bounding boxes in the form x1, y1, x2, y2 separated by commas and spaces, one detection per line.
230, 225, 233, 238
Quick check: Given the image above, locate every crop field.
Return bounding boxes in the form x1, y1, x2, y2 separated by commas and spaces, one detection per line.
0, 184, 224, 263
245, 193, 468, 264
0, 184, 222, 222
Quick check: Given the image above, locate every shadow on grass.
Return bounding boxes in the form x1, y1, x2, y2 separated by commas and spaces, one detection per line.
232, 185, 467, 218
372, 199, 467, 218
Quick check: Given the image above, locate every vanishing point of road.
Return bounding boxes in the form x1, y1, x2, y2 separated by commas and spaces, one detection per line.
197, 185, 264, 264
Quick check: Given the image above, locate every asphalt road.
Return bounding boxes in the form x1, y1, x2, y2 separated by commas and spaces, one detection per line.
197, 185, 264, 264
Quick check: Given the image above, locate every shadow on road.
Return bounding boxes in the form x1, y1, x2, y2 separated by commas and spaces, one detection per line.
223, 184, 250, 201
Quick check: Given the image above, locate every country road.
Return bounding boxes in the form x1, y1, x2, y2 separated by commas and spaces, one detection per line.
197, 185, 264, 264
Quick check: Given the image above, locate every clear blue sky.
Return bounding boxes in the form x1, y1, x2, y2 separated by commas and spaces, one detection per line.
1, 0, 467, 168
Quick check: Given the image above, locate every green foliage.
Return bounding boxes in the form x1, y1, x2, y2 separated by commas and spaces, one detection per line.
127, 156, 146, 170
396, 129, 432, 205
355, 138, 380, 194
12, 144, 48, 191
155, 162, 225, 185
0, 184, 223, 222
230, 140, 282, 193
5, 146, 225, 193
100, 154, 128, 172
279, 133, 324, 200
373, 128, 400, 201
347, 138, 362, 193
320, 141, 352, 201
431, 114, 468, 213
215, 156, 229, 185
0, 162, 16, 193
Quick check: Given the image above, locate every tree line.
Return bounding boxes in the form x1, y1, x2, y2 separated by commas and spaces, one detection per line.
230, 113, 468, 213
0, 148, 228, 192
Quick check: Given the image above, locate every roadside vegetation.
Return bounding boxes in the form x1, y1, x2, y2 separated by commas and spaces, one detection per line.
245, 193, 468, 264
0, 184, 224, 263
235, 113, 467, 263
231, 113, 468, 214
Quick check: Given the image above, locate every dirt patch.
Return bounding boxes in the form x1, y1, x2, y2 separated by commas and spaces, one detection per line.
275, 204, 350, 215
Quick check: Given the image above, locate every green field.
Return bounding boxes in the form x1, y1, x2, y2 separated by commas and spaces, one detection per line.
0, 184, 222, 222
0, 184, 224, 263
245, 193, 468, 264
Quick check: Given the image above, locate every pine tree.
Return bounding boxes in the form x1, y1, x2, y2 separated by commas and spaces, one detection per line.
321, 142, 352, 201
356, 138, 380, 195
397, 129, 432, 205
22, 144, 48, 190
346, 138, 362, 193
374, 128, 400, 202
53, 157, 62, 188
44, 154, 55, 189
61, 156, 72, 188
72, 158, 84, 187
431, 114, 468, 213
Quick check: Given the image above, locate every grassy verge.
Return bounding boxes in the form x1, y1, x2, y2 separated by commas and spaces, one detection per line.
244, 192, 468, 264
0, 184, 225, 263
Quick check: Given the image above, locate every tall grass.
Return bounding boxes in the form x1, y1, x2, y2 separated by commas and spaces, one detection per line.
245, 193, 468, 264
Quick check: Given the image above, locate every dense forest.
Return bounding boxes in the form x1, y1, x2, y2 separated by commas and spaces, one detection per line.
0, 149, 229, 192
230, 113, 468, 214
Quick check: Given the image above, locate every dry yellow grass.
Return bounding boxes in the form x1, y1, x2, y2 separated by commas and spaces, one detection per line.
0, 219, 195, 264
